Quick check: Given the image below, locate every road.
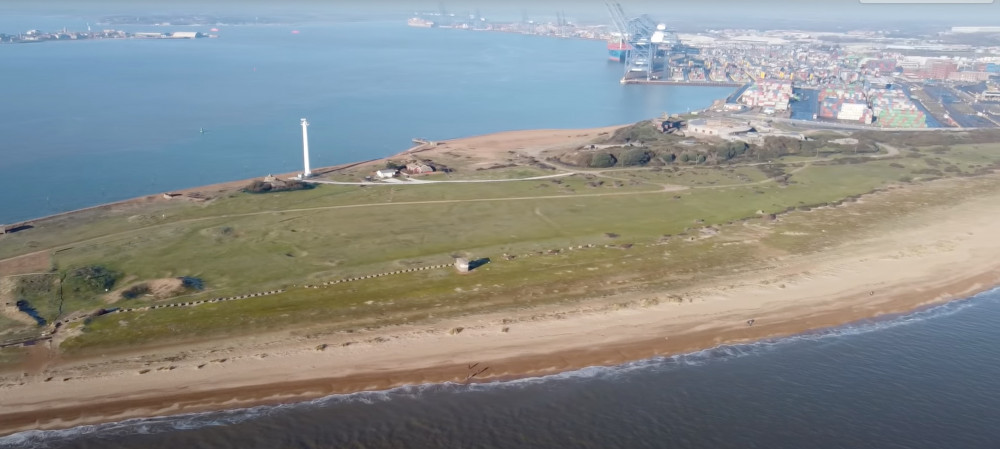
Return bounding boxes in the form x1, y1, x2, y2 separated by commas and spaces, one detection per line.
733, 113, 982, 132
303, 172, 575, 186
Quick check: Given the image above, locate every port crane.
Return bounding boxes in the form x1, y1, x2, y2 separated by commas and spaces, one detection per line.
605, 2, 679, 82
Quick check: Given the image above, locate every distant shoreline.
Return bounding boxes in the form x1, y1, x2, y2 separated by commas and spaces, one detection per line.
0, 124, 630, 227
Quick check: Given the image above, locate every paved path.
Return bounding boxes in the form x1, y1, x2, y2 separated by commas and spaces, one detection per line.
304, 172, 575, 186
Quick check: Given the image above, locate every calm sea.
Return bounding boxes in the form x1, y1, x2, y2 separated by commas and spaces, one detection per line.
0, 18, 732, 224
4, 288, 1000, 449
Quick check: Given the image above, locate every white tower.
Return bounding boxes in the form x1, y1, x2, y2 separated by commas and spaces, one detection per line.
300, 118, 312, 177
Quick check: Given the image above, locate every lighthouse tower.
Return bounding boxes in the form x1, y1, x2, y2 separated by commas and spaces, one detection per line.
300, 118, 312, 178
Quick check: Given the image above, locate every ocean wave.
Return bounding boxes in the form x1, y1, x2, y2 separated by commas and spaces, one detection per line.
4, 287, 996, 448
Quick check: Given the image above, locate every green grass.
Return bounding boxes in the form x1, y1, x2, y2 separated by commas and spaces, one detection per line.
424, 167, 554, 180
5, 139, 1000, 360
0, 314, 37, 340
0, 346, 26, 366
600, 166, 769, 187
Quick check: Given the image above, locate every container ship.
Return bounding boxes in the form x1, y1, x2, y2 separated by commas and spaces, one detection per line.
407, 17, 435, 28
607, 34, 631, 63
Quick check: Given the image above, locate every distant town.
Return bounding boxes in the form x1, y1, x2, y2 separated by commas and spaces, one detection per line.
96, 14, 279, 26
409, 6, 1000, 130
0, 28, 216, 44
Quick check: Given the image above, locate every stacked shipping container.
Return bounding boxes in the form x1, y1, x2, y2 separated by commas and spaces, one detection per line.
739, 80, 793, 111
817, 85, 872, 124
869, 88, 927, 128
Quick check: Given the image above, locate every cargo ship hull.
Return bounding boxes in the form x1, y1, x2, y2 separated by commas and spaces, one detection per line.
607, 38, 631, 63
407, 18, 435, 28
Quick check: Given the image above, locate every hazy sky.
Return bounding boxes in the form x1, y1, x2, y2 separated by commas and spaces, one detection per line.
4, 0, 999, 28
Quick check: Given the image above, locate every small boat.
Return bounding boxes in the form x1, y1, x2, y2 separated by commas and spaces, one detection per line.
199, 127, 206, 134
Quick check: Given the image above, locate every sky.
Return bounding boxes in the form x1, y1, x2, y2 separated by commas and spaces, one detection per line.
3, 0, 999, 29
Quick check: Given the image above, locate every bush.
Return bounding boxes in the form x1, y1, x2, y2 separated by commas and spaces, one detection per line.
245, 180, 272, 193
121, 284, 151, 299
607, 121, 661, 144
714, 141, 748, 161
589, 152, 617, 168
620, 148, 652, 166
244, 179, 313, 194
70, 266, 120, 292
180, 277, 204, 291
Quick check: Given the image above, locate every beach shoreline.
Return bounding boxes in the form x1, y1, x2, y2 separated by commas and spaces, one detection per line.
3, 126, 1000, 438
2, 267, 997, 437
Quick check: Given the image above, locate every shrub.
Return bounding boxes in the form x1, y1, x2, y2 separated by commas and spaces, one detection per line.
121, 284, 151, 299
180, 277, 204, 291
589, 152, 617, 168
245, 180, 272, 193
913, 168, 943, 176
620, 148, 652, 166
244, 179, 313, 194
70, 266, 120, 292
608, 121, 661, 144
715, 141, 748, 161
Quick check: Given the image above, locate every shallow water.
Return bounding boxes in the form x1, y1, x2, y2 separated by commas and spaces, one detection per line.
6, 289, 1000, 449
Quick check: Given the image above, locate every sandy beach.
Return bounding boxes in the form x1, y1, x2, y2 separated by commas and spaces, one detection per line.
3, 127, 1000, 437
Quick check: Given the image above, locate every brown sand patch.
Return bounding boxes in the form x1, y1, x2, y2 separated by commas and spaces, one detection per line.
0, 251, 50, 278
329, 126, 627, 177
0, 278, 37, 327
107, 278, 186, 303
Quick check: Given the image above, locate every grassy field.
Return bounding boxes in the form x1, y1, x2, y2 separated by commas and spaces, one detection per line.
3, 131, 1000, 361
573, 165, 770, 188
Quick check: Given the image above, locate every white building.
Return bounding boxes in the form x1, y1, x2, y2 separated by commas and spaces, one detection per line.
951, 26, 1000, 34
376, 169, 398, 179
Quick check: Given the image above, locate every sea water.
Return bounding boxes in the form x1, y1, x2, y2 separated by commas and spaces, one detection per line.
5, 288, 1000, 449
0, 19, 732, 223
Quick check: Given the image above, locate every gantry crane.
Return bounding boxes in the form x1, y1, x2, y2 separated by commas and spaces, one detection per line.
605, 2, 679, 82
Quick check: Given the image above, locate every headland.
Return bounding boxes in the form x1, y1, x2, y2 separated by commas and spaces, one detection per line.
3, 121, 1000, 436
